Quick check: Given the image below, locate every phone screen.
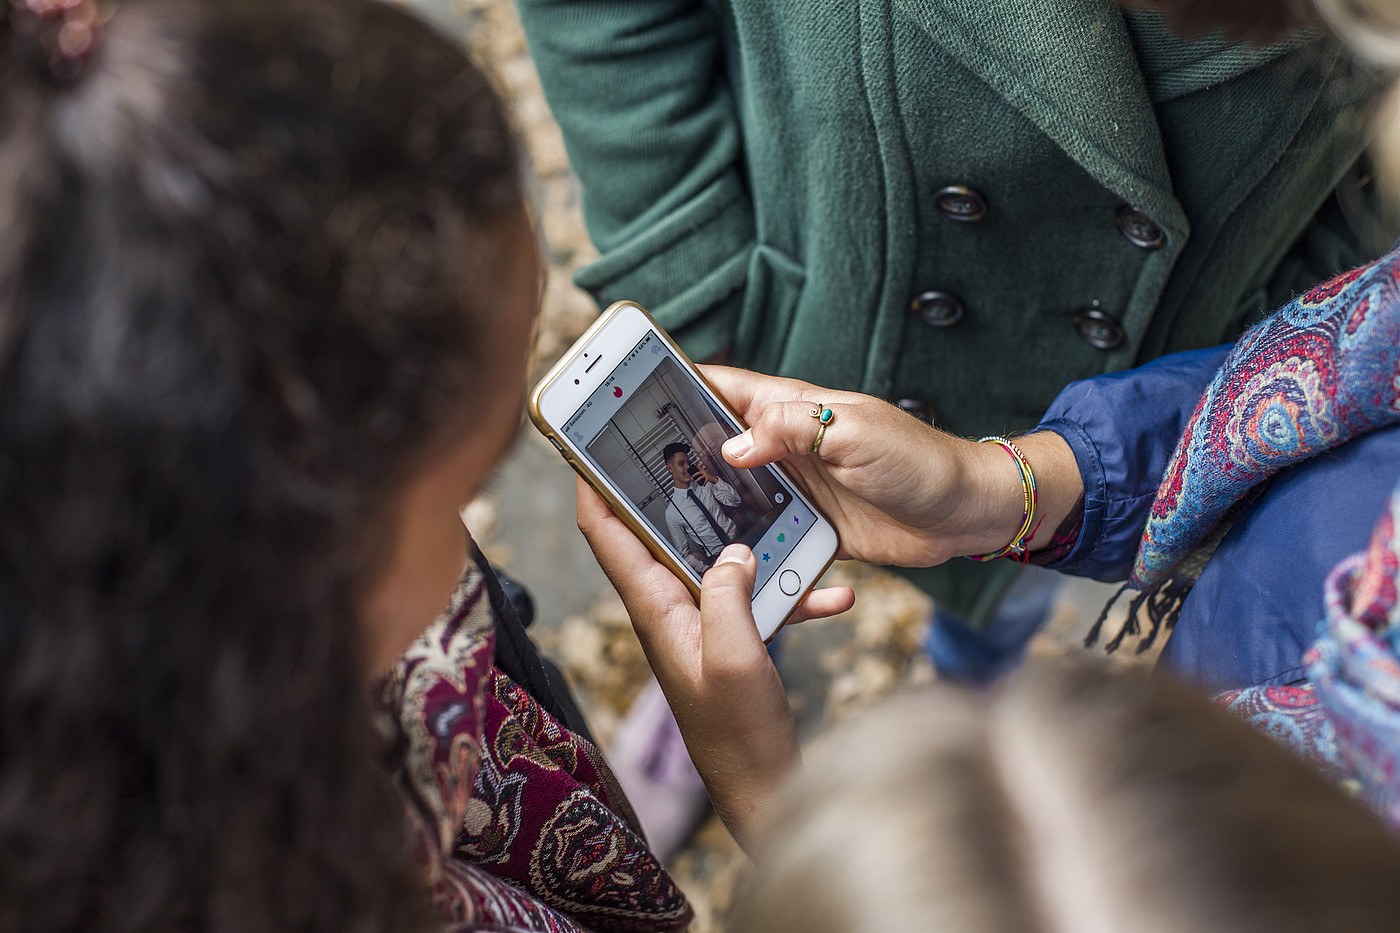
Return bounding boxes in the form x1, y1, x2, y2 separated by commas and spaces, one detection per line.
561, 331, 818, 593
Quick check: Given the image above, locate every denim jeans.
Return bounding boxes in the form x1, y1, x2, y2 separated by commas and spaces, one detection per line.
924, 566, 1059, 684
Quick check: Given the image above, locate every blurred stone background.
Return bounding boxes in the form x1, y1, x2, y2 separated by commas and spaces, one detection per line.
406, 1, 1148, 928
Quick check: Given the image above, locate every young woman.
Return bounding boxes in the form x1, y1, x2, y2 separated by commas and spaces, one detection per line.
0, 0, 859, 928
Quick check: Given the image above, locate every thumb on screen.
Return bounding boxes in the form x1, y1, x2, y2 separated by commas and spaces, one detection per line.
699, 545, 768, 667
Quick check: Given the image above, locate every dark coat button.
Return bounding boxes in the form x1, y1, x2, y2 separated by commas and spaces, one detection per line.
935, 186, 987, 222
1116, 206, 1164, 249
896, 398, 937, 424
911, 291, 965, 327
1074, 309, 1126, 350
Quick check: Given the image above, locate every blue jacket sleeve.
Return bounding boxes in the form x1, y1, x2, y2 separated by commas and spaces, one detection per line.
1033, 345, 1233, 582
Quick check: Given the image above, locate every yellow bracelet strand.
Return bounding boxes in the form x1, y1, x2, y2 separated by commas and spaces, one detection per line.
967, 436, 1037, 562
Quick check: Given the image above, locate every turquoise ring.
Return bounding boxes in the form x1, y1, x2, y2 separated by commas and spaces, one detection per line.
810, 404, 834, 453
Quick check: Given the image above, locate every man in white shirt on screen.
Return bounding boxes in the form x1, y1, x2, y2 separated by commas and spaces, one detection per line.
661, 442, 740, 574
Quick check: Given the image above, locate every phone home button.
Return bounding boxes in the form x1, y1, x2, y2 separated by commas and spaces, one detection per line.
778, 569, 801, 597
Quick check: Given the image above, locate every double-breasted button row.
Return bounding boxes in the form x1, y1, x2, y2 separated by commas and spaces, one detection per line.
933, 184, 1163, 253
911, 290, 1126, 350
919, 190, 1137, 349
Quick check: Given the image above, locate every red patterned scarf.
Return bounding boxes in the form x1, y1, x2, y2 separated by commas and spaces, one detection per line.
379, 564, 692, 932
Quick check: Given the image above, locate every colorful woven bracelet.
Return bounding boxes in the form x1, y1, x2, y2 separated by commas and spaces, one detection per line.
967, 436, 1038, 562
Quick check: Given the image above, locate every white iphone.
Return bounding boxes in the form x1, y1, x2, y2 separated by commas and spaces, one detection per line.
530, 301, 840, 641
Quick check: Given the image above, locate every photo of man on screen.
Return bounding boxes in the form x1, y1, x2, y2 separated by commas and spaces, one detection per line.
573, 350, 797, 583
661, 441, 742, 574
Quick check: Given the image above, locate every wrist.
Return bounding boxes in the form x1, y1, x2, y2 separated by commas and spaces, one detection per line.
944, 432, 1081, 559
685, 714, 799, 853
1016, 431, 1081, 551
944, 438, 1032, 557
704, 743, 798, 852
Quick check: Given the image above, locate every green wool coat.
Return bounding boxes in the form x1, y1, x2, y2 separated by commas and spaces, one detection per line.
516, 0, 1386, 623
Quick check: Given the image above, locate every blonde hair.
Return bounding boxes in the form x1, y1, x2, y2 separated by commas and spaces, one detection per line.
1316, 0, 1400, 65
731, 664, 1400, 933
1315, 0, 1400, 200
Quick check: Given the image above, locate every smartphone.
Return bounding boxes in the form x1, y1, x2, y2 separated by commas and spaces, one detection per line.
529, 301, 840, 641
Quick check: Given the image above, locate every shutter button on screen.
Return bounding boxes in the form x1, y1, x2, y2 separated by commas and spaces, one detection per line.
779, 570, 801, 596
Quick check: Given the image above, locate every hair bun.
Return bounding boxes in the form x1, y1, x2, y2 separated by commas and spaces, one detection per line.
5, 0, 112, 86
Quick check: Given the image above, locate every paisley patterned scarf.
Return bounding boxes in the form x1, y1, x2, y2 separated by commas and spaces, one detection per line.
1133, 241, 1400, 590
1130, 242, 1400, 829
1222, 479, 1400, 831
378, 563, 692, 932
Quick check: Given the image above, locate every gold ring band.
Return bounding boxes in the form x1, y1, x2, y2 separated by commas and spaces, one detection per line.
809, 404, 834, 453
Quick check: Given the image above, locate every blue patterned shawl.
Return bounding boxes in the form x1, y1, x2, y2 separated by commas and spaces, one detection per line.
1131, 243, 1400, 829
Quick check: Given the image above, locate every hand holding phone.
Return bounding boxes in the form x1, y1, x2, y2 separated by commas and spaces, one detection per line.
530, 301, 843, 640
702, 367, 1082, 566
575, 476, 853, 849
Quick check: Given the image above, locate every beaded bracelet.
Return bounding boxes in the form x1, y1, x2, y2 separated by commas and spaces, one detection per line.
967, 436, 1038, 562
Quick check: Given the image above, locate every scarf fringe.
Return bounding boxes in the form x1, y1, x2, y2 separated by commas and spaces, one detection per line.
1084, 575, 1194, 655
1086, 516, 1236, 655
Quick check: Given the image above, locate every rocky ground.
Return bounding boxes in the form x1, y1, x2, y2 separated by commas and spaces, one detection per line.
408, 2, 1158, 928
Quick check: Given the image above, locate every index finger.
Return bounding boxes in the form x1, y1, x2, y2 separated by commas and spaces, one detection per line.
701, 365, 868, 426
699, 365, 814, 421
576, 478, 654, 568
575, 478, 686, 599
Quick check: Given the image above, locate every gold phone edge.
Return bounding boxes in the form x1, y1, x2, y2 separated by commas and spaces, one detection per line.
527, 302, 702, 601
527, 300, 841, 621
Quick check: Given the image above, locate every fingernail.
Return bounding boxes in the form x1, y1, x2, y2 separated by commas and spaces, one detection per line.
714, 544, 751, 566
723, 431, 753, 459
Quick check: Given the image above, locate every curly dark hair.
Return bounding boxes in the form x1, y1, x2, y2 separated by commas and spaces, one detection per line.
0, 0, 522, 930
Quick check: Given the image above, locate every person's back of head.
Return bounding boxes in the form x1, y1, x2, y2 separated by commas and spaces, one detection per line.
0, 1, 522, 930
732, 663, 1400, 933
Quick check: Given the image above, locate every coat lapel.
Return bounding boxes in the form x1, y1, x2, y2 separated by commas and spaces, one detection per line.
1121, 10, 1313, 103
895, 0, 1186, 240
